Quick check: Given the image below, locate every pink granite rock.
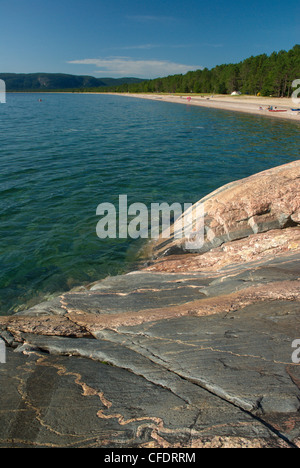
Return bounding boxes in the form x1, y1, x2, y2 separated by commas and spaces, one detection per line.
1, 160, 300, 448
151, 160, 300, 257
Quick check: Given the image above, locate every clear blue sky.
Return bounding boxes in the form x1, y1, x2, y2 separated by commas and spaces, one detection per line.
1, 0, 299, 78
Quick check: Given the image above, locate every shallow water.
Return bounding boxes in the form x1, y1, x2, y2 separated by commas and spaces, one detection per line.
0, 93, 299, 314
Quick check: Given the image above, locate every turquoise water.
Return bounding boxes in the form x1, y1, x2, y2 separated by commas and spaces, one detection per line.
0, 93, 299, 315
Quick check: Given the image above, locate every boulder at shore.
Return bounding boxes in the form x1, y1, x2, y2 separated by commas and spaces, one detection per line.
0, 160, 300, 448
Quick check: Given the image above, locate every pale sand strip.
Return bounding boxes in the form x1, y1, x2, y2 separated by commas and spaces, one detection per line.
109, 93, 300, 122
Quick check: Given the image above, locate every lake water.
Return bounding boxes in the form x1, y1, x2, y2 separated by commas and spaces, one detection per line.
0, 93, 299, 315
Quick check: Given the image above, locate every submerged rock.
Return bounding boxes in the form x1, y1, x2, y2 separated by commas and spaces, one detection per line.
0, 160, 300, 448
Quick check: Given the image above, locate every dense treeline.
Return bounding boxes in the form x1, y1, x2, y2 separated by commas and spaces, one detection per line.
97, 45, 300, 97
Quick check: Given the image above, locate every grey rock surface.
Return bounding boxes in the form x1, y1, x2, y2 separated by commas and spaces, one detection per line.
1, 161, 300, 448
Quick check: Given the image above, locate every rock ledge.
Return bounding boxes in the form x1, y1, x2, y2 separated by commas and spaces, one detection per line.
0, 161, 300, 448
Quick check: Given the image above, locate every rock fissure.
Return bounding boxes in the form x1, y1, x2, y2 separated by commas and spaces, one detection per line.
1, 160, 300, 448
11, 334, 298, 448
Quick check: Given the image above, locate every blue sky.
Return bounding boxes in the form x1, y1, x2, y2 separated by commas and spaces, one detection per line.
1, 0, 299, 78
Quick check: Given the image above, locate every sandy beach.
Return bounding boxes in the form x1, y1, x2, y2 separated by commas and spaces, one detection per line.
110, 93, 300, 122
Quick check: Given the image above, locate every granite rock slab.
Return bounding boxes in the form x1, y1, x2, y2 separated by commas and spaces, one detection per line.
0, 161, 300, 448
150, 160, 300, 256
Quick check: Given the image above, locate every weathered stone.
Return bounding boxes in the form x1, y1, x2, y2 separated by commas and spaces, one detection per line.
150, 160, 300, 257
0, 315, 91, 340
0, 160, 300, 448
0, 348, 288, 448
145, 227, 300, 273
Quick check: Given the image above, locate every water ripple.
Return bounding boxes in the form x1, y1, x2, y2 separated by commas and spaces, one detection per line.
0, 93, 299, 314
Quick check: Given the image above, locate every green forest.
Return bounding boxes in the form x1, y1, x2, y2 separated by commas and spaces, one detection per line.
93, 44, 300, 97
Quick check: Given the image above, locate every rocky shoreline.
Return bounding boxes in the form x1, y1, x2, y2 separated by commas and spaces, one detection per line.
0, 160, 300, 448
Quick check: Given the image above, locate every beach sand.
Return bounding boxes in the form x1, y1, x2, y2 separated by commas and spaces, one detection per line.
110, 93, 300, 122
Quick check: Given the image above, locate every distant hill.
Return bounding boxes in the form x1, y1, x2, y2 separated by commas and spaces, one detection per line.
0, 73, 145, 91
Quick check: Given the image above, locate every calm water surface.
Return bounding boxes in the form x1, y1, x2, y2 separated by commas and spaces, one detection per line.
0, 93, 299, 314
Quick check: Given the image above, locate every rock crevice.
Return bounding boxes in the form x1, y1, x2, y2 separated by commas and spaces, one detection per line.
1, 160, 300, 448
